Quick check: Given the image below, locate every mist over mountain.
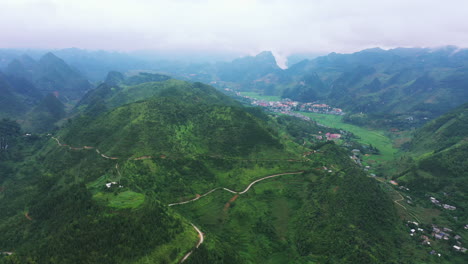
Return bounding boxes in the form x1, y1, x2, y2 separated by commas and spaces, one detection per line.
0, 44, 467, 263
2, 0, 468, 261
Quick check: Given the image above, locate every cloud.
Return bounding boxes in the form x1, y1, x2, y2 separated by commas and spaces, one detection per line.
1, 0, 468, 56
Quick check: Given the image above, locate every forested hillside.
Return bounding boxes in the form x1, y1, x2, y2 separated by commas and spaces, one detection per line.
0, 79, 408, 263
0, 47, 466, 263
393, 103, 467, 197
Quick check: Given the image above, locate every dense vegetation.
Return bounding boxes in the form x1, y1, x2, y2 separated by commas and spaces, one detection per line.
1, 47, 467, 263
179, 143, 403, 264
392, 103, 468, 199
0, 79, 409, 263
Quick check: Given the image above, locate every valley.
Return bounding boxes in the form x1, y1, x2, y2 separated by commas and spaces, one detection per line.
0, 47, 467, 264
235, 91, 398, 165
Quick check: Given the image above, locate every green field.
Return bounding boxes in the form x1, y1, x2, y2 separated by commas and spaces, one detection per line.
300, 112, 398, 162
237, 92, 398, 162
240, 92, 282, 102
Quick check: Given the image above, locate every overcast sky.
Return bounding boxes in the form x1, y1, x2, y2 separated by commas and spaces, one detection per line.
1, 0, 468, 65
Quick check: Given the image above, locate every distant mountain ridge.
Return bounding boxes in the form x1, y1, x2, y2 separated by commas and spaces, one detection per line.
197, 46, 468, 129
0, 71, 42, 118
5, 52, 92, 102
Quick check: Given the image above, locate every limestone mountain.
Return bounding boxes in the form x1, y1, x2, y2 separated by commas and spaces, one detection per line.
34, 52, 92, 101
4, 52, 92, 102
215, 51, 282, 83
280, 47, 468, 125
0, 71, 42, 118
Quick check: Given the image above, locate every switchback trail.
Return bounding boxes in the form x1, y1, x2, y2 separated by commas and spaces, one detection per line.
373, 176, 421, 223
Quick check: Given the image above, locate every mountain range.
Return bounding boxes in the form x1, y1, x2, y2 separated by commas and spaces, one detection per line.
0, 47, 467, 263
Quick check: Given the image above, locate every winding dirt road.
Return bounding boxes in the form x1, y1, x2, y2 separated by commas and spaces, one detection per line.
50, 136, 304, 263
168, 171, 304, 206
180, 223, 204, 263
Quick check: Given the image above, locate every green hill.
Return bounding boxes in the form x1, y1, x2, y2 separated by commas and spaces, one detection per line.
0, 80, 407, 263
64, 84, 283, 159
76, 78, 239, 113
394, 103, 468, 193
409, 103, 468, 155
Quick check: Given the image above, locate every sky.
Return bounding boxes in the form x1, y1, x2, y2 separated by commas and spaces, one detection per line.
1, 0, 468, 67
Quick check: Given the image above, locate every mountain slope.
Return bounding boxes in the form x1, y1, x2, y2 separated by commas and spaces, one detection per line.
0, 72, 42, 118
282, 47, 468, 125
65, 92, 282, 159
4, 52, 92, 102
216, 51, 282, 83
33, 52, 92, 101
394, 103, 468, 193
0, 80, 406, 263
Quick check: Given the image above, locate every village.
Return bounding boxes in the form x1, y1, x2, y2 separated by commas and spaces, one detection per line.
405, 220, 467, 257
429, 196, 457, 211
224, 89, 345, 120
250, 98, 344, 116
385, 181, 467, 258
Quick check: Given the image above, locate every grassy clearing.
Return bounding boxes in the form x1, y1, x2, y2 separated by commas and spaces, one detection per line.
93, 190, 145, 209
301, 112, 398, 161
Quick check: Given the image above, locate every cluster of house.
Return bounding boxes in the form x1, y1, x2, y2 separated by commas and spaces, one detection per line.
234, 92, 345, 116
349, 149, 363, 166
325, 132, 341, 140
315, 131, 342, 141
399, 185, 410, 191
250, 98, 345, 116
407, 221, 425, 238
432, 226, 452, 240
350, 155, 362, 166
298, 102, 344, 115
406, 221, 468, 256
105, 182, 123, 188
429, 250, 442, 257
430, 197, 457, 210
432, 225, 467, 253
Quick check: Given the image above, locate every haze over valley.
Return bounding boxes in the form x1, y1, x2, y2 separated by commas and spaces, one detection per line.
1, 1, 467, 263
